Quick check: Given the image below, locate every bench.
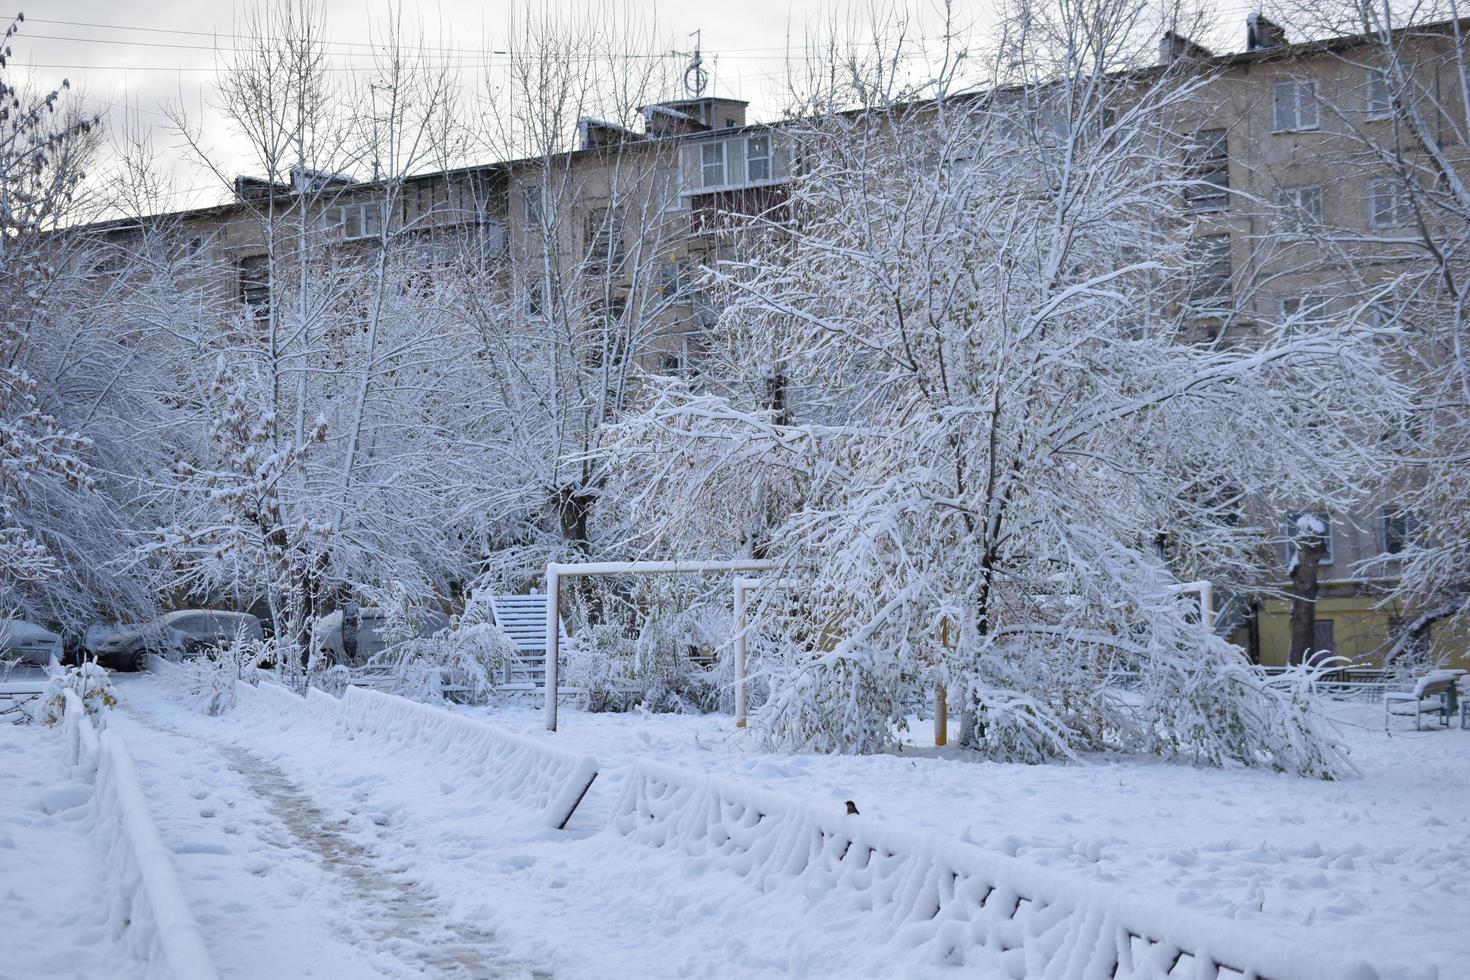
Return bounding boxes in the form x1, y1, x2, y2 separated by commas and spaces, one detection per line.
1384, 672, 1463, 730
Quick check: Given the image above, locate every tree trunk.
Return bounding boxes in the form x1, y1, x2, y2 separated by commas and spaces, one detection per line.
1288, 525, 1327, 666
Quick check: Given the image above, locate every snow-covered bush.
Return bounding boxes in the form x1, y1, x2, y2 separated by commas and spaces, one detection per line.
32, 662, 116, 725
378, 622, 516, 705
159, 639, 272, 716
565, 624, 634, 712
563, 600, 728, 714
632, 612, 721, 714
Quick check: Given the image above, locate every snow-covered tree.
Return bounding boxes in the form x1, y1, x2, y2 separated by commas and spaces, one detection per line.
452, 5, 691, 596
0, 16, 154, 626
602, 1, 1400, 773
141, 4, 497, 664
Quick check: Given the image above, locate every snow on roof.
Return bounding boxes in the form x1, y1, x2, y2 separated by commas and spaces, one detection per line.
645, 104, 696, 121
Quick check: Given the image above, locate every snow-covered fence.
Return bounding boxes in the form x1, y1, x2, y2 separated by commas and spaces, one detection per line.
60, 691, 221, 980
611, 761, 1378, 980
334, 687, 600, 829
234, 676, 320, 723
59, 688, 100, 775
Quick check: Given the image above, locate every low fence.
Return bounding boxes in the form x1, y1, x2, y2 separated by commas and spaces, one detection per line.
336, 687, 599, 830
61, 690, 220, 980
611, 760, 1379, 980
232, 679, 599, 830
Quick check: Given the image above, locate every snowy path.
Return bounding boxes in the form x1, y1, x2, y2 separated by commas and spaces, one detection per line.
0, 720, 121, 980
110, 697, 542, 980
116, 677, 956, 979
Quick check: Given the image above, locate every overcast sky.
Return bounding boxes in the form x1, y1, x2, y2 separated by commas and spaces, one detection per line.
10, 1, 1263, 211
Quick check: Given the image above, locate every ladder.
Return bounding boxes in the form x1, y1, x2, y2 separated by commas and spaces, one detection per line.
487, 593, 569, 690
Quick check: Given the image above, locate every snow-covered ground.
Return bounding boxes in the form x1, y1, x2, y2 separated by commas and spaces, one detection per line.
0, 715, 122, 980
5, 676, 1466, 979
477, 700, 1470, 980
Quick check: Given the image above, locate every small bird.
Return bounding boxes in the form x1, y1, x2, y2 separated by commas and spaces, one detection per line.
844, 800, 860, 815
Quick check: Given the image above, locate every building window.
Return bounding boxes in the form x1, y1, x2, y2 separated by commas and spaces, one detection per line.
1275, 185, 1323, 231
1272, 79, 1320, 132
700, 141, 727, 187
1382, 507, 1414, 554
1365, 68, 1395, 120
1369, 176, 1415, 229
746, 134, 771, 182
1310, 620, 1337, 660
526, 280, 546, 318
331, 203, 383, 241
238, 255, 270, 321
585, 207, 624, 270
525, 187, 543, 226
658, 351, 682, 375
661, 258, 683, 297
1284, 511, 1334, 567
1183, 129, 1229, 211
1185, 234, 1232, 306
1280, 293, 1329, 323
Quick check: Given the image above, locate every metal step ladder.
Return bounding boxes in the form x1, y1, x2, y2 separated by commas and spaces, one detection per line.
487, 593, 570, 690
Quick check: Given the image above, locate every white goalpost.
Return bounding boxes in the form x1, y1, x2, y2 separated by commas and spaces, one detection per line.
1166, 579, 1216, 630
542, 559, 776, 731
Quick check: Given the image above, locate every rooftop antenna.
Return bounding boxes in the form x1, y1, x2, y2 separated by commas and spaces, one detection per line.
683, 29, 709, 98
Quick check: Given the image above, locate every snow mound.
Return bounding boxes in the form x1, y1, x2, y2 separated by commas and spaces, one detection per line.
611, 759, 1380, 980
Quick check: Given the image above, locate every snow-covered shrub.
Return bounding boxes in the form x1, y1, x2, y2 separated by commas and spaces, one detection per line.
565, 624, 634, 712
32, 662, 116, 725
1137, 644, 1353, 778
631, 609, 726, 713
562, 601, 729, 714
159, 638, 271, 715
379, 622, 516, 705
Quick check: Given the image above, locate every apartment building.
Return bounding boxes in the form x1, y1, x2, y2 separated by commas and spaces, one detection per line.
75, 13, 1467, 670
1157, 15, 1468, 667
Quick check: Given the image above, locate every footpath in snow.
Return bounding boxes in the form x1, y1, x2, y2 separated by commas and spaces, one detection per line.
105, 695, 542, 980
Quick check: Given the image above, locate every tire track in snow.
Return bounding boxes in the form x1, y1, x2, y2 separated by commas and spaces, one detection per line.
124, 703, 547, 980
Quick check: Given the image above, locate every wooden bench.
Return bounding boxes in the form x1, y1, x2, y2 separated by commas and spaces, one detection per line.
1384, 673, 1462, 730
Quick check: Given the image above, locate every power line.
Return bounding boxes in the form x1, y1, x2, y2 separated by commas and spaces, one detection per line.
6, 15, 814, 59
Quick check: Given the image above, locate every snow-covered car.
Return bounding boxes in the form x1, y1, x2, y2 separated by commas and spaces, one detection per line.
0, 619, 64, 667
93, 610, 264, 672
309, 606, 452, 665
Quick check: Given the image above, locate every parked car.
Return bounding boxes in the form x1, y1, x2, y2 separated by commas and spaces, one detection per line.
0, 619, 64, 667
93, 610, 264, 672
300, 605, 451, 666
